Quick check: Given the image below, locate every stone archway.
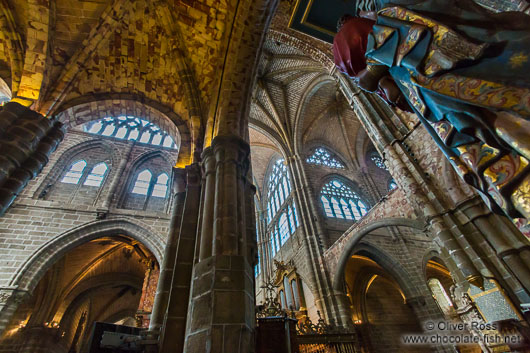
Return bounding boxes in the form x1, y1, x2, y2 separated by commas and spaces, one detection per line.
332, 217, 426, 292
0, 219, 163, 351
10, 218, 164, 293
0, 219, 164, 336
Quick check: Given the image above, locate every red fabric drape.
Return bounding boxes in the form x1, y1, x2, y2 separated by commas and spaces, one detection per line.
333, 17, 375, 78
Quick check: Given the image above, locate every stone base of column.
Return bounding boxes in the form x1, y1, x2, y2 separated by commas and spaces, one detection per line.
185, 255, 254, 353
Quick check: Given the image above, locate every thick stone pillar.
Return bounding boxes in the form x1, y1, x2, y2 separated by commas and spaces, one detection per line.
0, 102, 64, 215
159, 164, 202, 352
184, 135, 256, 353
149, 168, 189, 334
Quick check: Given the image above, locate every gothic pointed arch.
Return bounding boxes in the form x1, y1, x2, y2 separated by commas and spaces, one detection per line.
9, 218, 165, 294
55, 97, 192, 166
33, 139, 118, 202
119, 150, 175, 212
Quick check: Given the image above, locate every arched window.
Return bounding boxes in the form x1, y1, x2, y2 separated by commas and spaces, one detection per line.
132, 170, 152, 195
266, 159, 299, 254
388, 179, 398, 191
306, 147, 345, 169
83, 162, 108, 187
370, 152, 388, 171
152, 173, 169, 198
61, 160, 87, 184
320, 179, 368, 220
82, 116, 178, 149
267, 159, 291, 223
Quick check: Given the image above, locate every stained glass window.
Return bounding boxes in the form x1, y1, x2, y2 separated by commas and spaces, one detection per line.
152, 173, 169, 198
389, 179, 398, 191
82, 116, 177, 149
266, 159, 299, 254
83, 162, 108, 187
321, 179, 368, 220
267, 159, 292, 223
132, 170, 152, 195
306, 147, 344, 169
61, 160, 87, 184
370, 153, 388, 171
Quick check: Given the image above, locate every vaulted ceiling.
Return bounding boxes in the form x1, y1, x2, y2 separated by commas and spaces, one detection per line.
0, 0, 277, 152
2, 0, 369, 174
248, 31, 366, 193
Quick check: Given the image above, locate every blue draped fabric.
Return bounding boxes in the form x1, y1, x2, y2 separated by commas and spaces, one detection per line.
365, 1, 530, 149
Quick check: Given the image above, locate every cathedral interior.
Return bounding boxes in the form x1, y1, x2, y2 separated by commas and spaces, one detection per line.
0, 0, 530, 352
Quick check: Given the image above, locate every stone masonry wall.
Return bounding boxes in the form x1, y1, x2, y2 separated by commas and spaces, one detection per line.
0, 129, 176, 297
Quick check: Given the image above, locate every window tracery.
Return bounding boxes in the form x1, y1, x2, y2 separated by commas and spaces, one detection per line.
266, 159, 299, 255
152, 173, 169, 198
320, 179, 368, 220
83, 163, 108, 187
132, 170, 152, 195
61, 160, 87, 184
306, 147, 345, 169
82, 116, 177, 149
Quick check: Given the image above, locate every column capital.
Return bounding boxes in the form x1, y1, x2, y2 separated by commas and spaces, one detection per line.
211, 135, 250, 162
185, 163, 202, 184
172, 167, 188, 194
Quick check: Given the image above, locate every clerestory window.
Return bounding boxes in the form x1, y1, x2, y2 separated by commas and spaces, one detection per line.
61, 160, 87, 184
320, 179, 368, 220
266, 159, 299, 256
152, 173, 169, 198
82, 116, 178, 149
132, 170, 152, 195
83, 162, 108, 187
132, 170, 170, 198
388, 179, 398, 191
370, 152, 388, 171
306, 147, 345, 169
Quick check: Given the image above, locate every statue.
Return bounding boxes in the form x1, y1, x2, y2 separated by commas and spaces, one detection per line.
333, 0, 530, 235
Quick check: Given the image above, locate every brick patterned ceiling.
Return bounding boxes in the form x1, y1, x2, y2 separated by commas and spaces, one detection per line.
0, 0, 264, 127
250, 35, 362, 161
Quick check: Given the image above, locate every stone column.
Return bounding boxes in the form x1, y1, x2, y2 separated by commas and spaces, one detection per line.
0, 102, 64, 215
159, 164, 202, 353
184, 135, 256, 353
149, 168, 188, 336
